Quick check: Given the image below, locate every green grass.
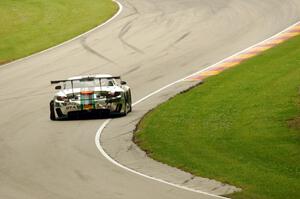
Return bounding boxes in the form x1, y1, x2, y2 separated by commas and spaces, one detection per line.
0, 0, 117, 64
135, 35, 300, 199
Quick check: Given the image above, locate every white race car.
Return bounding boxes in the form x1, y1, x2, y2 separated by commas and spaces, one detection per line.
50, 74, 132, 120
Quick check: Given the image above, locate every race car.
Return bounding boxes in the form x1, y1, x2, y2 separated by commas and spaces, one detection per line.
49, 74, 132, 120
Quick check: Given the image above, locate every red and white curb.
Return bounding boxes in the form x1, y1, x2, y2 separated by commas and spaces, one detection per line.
185, 22, 300, 81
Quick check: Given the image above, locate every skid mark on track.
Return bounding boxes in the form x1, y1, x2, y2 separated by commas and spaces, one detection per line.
80, 37, 116, 64
122, 65, 141, 76
174, 32, 191, 45
148, 75, 164, 82
119, 20, 144, 54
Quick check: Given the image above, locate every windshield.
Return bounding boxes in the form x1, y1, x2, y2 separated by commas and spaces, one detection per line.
64, 78, 116, 89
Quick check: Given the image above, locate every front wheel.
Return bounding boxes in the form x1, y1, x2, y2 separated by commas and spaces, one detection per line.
50, 100, 56, 121
128, 89, 132, 112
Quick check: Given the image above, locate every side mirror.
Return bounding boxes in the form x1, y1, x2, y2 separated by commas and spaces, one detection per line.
121, 81, 127, 85
55, 85, 62, 90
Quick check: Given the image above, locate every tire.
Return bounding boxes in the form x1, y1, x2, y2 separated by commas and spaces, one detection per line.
120, 90, 132, 116
50, 100, 56, 121
123, 97, 128, 116
120, 101, 127, 116
128, 89, 132, 112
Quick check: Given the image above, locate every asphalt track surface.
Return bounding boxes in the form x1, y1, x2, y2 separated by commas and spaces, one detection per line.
1, 0, 300, 198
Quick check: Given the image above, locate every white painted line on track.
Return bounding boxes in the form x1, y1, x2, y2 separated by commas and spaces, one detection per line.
95, 20, 300, 199
95, 120, 229, 199
0, 0, 123, 68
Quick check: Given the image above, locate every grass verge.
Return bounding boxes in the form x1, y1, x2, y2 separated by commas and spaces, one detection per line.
0, 0, 117, 64
135, 35, 300, 199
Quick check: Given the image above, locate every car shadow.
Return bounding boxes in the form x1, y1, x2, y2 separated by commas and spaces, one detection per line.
58, 112, 124, 121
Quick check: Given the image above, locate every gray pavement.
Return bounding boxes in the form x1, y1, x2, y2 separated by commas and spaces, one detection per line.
1, 0, 300, 198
